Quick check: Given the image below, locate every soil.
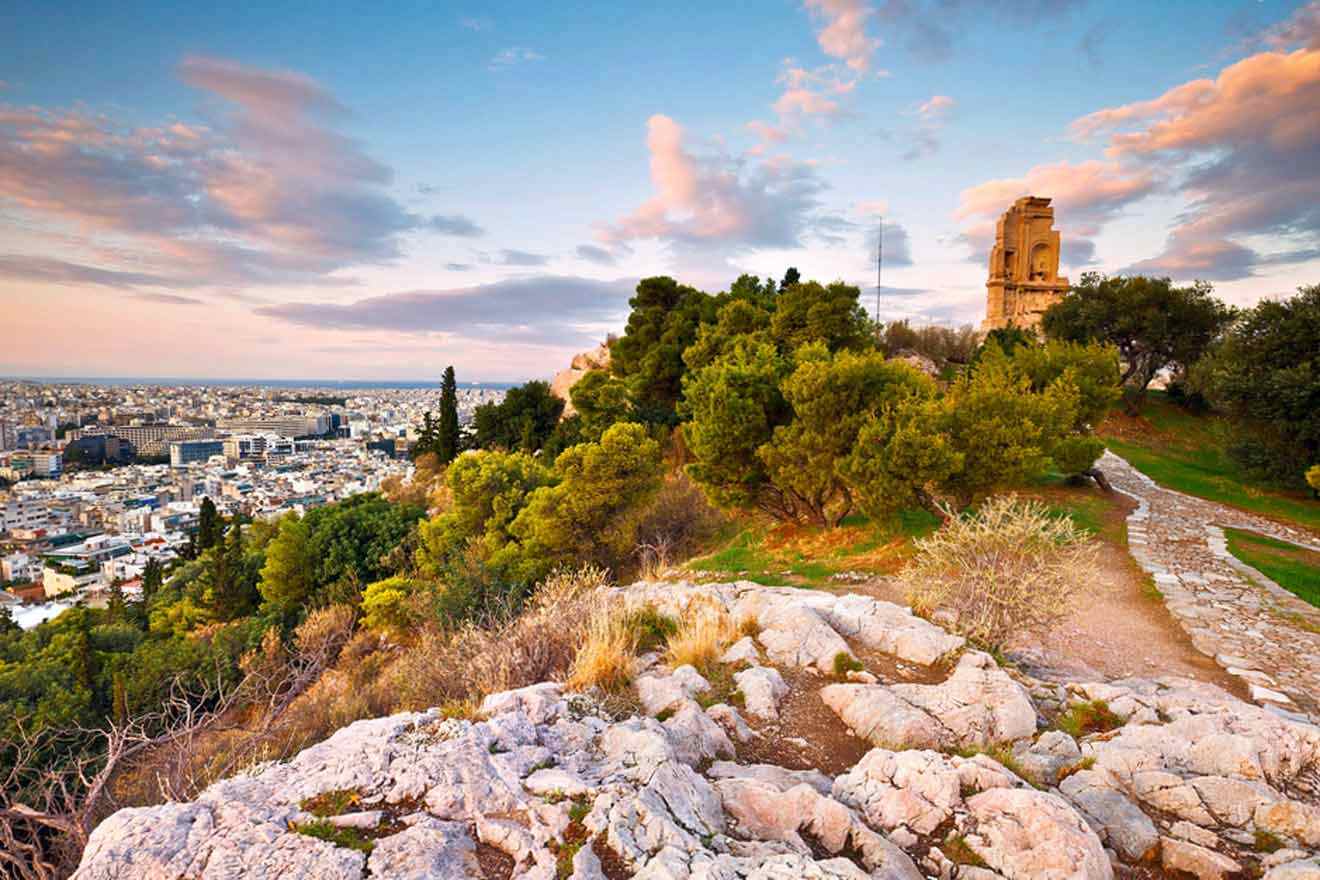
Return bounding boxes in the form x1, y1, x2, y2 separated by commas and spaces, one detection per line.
475, 841, 515, 879
736, 667, 873, 775
829, 490, 1245, 700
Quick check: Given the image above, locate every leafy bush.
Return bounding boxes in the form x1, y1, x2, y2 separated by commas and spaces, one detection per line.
901, 495, 1097, 651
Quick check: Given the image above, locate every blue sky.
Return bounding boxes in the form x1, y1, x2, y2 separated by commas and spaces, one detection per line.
2, 0, 1318, 380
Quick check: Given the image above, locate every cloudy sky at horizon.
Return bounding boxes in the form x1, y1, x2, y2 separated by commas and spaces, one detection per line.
2, 0, 1319, 381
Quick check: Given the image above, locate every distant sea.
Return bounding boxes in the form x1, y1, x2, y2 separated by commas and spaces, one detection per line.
2, 376, 519, 390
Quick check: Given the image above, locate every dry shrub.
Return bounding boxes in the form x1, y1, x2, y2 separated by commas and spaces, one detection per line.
385, 565, 611, 710
665, 598, 737, 674
566, 609, 638, 693
901, 495, 1097, 652
633, 472, 725, 579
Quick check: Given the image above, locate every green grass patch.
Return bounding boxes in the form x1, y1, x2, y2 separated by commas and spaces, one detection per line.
684, 508, 938, 588
1054, 700, 1124, 738
300, 788, 362, 818
1224, 528, 1320, 608
621, 604, 679, 653
1099, 395, 1320, 532
292, 819, 376, 855
832, 651, 865, 679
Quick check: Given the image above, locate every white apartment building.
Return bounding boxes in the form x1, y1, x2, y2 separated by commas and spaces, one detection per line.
1, 552, 36, 583
0, 497, 52, 533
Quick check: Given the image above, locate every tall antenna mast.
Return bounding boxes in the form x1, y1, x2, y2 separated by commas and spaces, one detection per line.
875, 217, 883, 327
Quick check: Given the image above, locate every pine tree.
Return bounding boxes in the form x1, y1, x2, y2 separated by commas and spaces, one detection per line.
112, 672, 129, 725
437, 365, 460, 464
108, 579, 125, 622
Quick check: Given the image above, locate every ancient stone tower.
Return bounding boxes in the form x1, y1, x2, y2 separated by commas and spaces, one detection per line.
981, 196, 1070, 332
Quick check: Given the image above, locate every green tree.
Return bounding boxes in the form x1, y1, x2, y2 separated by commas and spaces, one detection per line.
683, 298, 774, 372
259, 513, 315, 612
682, 339, 791, 517
473, 381, 564, 451
197, 497, 223, 551
780, 266, 801, 291
505, 423, 664, 581
141, 557, 164, 603
569, 370, 633, 442
437, 365, 461, 464
1191, 283, 1320, 484
758, 344, 933, 526
771, 280, 873, 354
414, 451, 554, 579
1041, 272, 1235, 409
610, 276, 715, 421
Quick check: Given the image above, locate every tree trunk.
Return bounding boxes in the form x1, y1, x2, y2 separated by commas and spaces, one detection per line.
1083, 467, 1113, 493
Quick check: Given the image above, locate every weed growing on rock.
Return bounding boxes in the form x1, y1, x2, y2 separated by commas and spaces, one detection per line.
300, 788, 362, 818
941, 833, 988, 868
622, 604, 679, 653
291, 819, 375, 854
832, 652, 865, 679
1054, 700, 1123, 738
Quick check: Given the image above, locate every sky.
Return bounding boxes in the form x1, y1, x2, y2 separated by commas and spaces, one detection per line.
2, 0, 1318, 382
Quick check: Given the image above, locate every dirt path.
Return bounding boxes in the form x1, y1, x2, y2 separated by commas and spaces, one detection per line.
1102, 450, 1320, 721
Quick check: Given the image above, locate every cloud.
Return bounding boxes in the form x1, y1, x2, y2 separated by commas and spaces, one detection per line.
446, 262, 473, 271
854, 199, 888, 216
459, 15, 493, 31
1261, 0, 1320, 50
0, 56, 481, 293
132, 292, 205, 306
489, 48, 544, 70
485, 248, 551, 267
257, 275, 635, 346
917, 94, 954, 121
576, 244, 617, 266
0, 254, 195, 290
805, 0, 880, 72
876, 0, 1084, 63
864, 220, 914, 267
956, 159, 1158, 266
1072, 39, 1320, 279
600, 114, 835, 256
427, 214, 484, 236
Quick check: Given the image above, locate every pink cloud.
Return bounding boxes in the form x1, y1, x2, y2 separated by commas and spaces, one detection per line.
805, 0, 880, 72
600, 114, 831, 253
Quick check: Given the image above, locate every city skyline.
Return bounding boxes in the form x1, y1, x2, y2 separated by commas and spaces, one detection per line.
3, 0, 1319, 380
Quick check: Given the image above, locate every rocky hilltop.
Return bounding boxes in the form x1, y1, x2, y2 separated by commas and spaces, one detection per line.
74, 582, 1320, 880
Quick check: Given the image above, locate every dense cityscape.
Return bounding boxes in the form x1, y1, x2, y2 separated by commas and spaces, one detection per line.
0, 379, 505, 628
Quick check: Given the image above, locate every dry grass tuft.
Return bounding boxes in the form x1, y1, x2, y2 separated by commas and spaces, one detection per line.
902, 495, 1097, 652
566, 610, 638, 694
665, 599, 737, 674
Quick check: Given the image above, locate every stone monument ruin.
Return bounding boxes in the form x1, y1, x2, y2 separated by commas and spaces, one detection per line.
981, 196, 1070, 332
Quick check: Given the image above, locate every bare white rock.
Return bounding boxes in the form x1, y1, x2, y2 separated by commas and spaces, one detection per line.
964, 788, 1113, 880
822, 651, 1036, 750
822, 593, 965, 665
734, 665, 789, 721
366, 817, 481, 879
756, 604, 856, 674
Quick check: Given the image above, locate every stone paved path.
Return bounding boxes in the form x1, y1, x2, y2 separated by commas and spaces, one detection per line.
1102, 450, 1320, 721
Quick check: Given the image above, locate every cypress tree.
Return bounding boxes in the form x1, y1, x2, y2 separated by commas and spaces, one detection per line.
437, 365, 460, 464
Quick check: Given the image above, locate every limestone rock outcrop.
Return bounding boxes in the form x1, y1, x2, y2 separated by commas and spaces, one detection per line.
549, 342, 611, 418
73, 581, 1320, 880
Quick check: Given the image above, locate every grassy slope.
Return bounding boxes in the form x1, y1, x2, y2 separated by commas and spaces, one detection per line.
1223, 528, 1320, 608
683, 479, 1129, 590
1099, 393, 1320, 533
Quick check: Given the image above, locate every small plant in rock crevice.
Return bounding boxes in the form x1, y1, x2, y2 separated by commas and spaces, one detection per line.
832, 651, 865, 679
291, 818, 376, 854
1054, 699, 1124, 738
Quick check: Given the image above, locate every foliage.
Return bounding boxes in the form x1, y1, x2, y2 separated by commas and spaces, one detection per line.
1309, 464, 1320, 496
506, 423, 665, 583
1191, 284, 1320, 484
411, 366, 461, 464
758, 344, 933, 526
1041, 272, 1234, 408
292, 818, 376, 854
901, 495, 1097, 651
1054, 700, 1124, 738
569, 369, 633, 442
258, 513, 315, 613
196, 497, 223, 553
473, 380, 564, 452
610, 276, 715, 421
878, 320, 979, 367
681, 339, 789, 515
361, 576, 424, 637
770, 280, 872, 353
